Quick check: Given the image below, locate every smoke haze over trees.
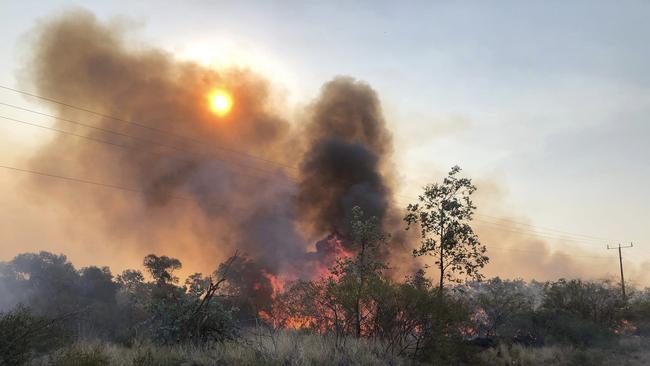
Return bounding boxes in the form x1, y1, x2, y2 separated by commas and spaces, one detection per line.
1, 7, 650, 366
1, 8, 646, 287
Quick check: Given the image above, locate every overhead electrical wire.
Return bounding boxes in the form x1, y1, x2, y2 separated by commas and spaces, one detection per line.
0, 114, 295, 184
0, 101, 296, 178
0, 119, 624, 248
473, 220, 609, 246
474, 212, 613, 242
0, 113, 625, 248
0, 159, 621, 261
485, 245, 617, 259
0, 163, 249, 213
0, 157, 624, 258
0, 90, 631, 248
0, 84, 299, 171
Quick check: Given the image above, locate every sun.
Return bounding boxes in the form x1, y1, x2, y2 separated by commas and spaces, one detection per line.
208, 89, 233, 116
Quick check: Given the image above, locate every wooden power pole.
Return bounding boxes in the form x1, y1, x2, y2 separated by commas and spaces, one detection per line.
607, 243, 633, 301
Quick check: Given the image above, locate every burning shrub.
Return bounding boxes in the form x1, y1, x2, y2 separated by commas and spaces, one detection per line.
625, 289, 650, 336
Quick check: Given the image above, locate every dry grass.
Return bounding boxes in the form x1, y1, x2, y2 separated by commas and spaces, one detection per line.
476, 337, 650, 366
27, 329, 410, 366
25, 329, 650, 366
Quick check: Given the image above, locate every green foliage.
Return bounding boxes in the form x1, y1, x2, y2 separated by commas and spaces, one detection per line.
0, 306, 68, 366
130, 347, 184, 366
2, 247, 649, 365
542, 279, 623, 324
47, 345, 110, 366
143, 255, 182, 285
137, 256, 238, 345
467, 277, 536, 339
404, 165, 489, 291
531, 311, 612, 347
145, 283, 236, 344
515, 279, 624, 347
0, 252, 123, 340
0, 251, 238, 351
625, 289, 650, 336
1, 252, 79, 314
332, 206, 388, 338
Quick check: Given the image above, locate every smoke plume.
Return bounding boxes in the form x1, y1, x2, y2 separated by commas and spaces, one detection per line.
297, 77, 394, 237
8, 9, 634, 291
20, 10, 400, 283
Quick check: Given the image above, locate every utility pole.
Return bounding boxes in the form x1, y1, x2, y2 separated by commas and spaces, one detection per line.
607, 243, 633, 301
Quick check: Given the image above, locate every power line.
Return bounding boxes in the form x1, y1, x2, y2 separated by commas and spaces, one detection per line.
0, 163, 187, 200
394, 199, 621, 243
392, 198, 620, 246
0, 85, 299, 171
0, 102, 297, 179
474, 219, 608, 246
0, 101, 190, 152
0, 114, 296, 184
0, 160, 626, 258
0, 119, 623, 249
487, 245, 617, 259
0, 95, 630, 246
474, 212, 613, 242
0, 101, 295, 177
0, 163, 252, 214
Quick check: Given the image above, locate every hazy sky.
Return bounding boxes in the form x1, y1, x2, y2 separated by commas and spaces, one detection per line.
1, 1, 648, 282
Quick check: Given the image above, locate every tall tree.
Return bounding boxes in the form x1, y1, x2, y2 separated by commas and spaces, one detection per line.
143, 254, 182, 285
404, 166, 488, 294
331, 206, 388, 337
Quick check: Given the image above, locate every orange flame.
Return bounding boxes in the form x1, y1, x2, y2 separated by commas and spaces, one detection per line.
257, 234, 357, 331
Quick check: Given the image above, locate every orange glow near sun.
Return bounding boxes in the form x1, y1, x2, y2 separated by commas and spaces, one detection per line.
208, 89, 233, 116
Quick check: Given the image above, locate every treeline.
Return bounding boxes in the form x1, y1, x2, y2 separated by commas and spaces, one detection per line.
1, 248, 649, 364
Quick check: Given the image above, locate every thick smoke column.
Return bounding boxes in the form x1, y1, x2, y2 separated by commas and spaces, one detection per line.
298, 78, 394, 237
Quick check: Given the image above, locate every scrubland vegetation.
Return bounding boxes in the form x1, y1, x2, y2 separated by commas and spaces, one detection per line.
2, 168, 648, 365
2, 249, 649, 365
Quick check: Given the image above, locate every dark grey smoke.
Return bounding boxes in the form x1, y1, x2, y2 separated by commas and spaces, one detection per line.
297, 77, 394, 237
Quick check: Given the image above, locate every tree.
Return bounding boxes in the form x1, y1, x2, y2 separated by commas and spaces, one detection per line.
542, 279, 623, 325
143, 254, 182, 285
404, 166, 488, 293
333, 205, 388, 337
3, 252, 79, 314
269, 206, 390, 339
138, 254, 238, 344
0, 306, 69, 365
534, 279, 624, 346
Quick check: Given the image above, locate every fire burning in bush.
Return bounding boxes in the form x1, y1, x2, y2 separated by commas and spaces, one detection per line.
21, 10, 414, 330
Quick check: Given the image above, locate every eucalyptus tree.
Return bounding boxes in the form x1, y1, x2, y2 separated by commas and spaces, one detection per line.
404, 166, 488, 294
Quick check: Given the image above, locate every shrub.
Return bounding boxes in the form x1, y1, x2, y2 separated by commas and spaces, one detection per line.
130, 347, 185, 366
0, 306, 68, 365
536, 279, 623, 347
47, 344, 110, 366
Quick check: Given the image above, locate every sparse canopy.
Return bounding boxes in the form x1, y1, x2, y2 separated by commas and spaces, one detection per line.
404, 165, 489, 292
330, 206, 389, 338
143, 254, 182, 285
